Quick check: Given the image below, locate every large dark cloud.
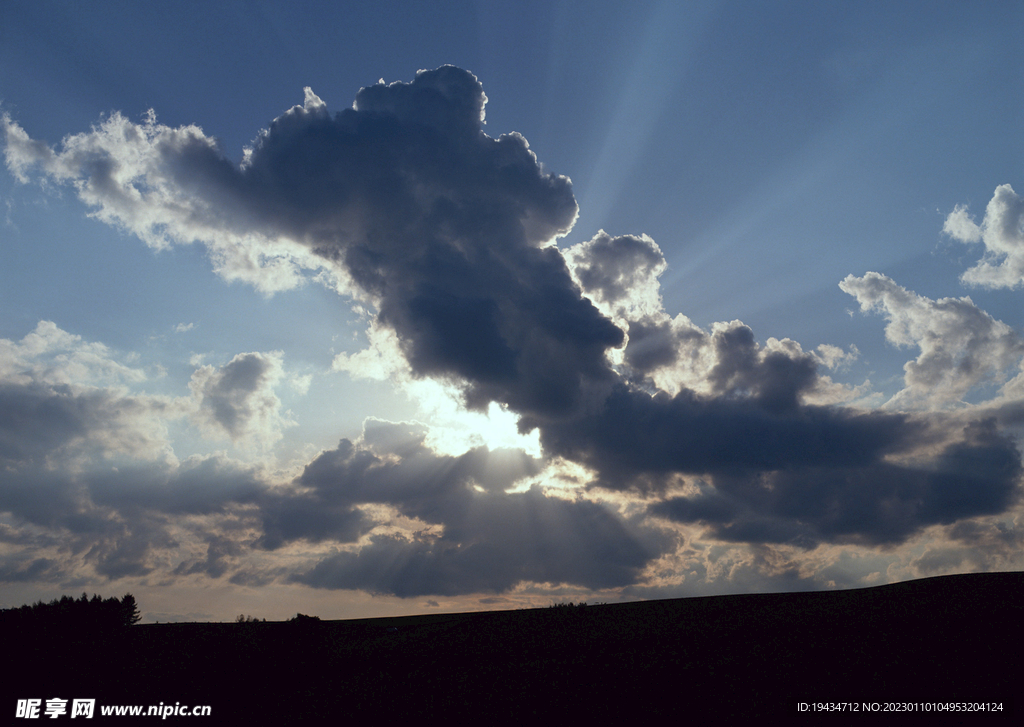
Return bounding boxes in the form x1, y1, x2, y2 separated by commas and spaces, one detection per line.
0, 453, 266, 583
538, 384, 914, 484
6, 68, 624, 422
0, 382, 169, 468
557, 232, 1024, 545
240, 72, 968, 535
86, 457, 264, 516
292, 487, 657, 597
259, 420, 543, 548
653, 420, 1021, 546
278, 421, 664, 596
0, 384, 87, 464
180, 67, 625, 420
290, 484, 660, 597
0, 339, 267, 583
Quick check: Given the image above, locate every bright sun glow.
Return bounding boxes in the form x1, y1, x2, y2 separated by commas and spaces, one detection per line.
402, 378, 541, 457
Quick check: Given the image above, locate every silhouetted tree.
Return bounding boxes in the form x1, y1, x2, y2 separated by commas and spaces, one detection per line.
290, 613, 321, 623
121, 593, 142, 626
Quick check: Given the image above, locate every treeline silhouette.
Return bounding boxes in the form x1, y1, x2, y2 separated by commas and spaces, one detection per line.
1, 592, 140, 637
2, 594, 142, 707
2, 574, 1019, 720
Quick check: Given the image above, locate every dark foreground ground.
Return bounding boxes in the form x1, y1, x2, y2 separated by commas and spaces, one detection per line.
5, 572, 1020, 722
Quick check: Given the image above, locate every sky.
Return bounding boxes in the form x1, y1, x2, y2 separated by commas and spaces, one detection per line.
1, 0, 1023, 623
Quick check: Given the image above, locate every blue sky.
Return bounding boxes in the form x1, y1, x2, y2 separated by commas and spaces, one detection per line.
1, 0, 1023, 622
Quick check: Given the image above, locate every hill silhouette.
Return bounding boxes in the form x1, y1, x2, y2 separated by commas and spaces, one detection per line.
3, 572, 1018, 721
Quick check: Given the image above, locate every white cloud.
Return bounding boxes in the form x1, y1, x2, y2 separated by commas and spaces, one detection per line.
813, 343, 859, 372
840, 272, 1024, 408
331, 318, 407, 382
0, 320, 146, 388
2, 109, 333, 295
944, 184, 1024, 289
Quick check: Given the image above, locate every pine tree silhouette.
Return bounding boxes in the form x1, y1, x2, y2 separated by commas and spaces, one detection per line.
121, 593, 142, 626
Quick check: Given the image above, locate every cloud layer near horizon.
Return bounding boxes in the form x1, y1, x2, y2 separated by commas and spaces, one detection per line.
3, 67, 1023, 604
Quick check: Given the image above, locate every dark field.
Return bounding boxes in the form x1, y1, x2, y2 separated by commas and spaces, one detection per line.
6, 572, 1020, 722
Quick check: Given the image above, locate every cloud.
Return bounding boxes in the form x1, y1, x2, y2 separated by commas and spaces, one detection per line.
2, 110, 323, 294
0, 322, 177, 467
0, 556, 60, 584
840, 272, 1024, 408
86, 455, 264, 516
188, 351, 294, 449
0, 323, 271, 584
537, 383, 916, 490
0, 426, 266, 583
565, 233, 859, 406
173, 535, 243, 580
653, 419, 1021, 546
0, 449, 267, 585
0, 319, 662, 598
293, 496, 655, 597
263, 419, 668, 595
259, 419, 543, 551
5, 67, 1024, 600
564, 231, 667, 322
0, 320, 147, 388
331, 317, 407, 381
5, 68, 623, 423
0, 382, 177, 471
944, 184, 1024, 288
